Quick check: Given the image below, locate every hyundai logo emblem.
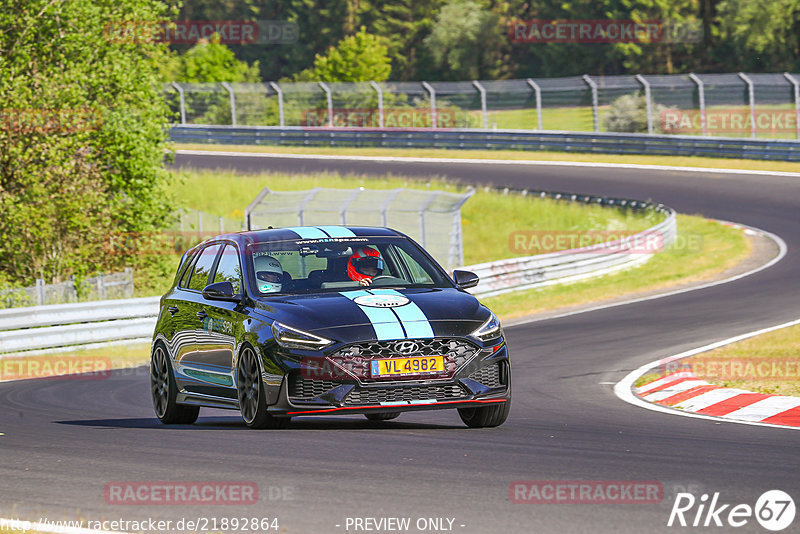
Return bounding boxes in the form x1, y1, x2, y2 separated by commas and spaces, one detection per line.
394, 341, 420, 354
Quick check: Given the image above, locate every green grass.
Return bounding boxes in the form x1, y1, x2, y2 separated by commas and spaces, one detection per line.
684, 323, 800, 396
173, 143, 800, 174
481, 214, 749, 319
167, 169, 659, 266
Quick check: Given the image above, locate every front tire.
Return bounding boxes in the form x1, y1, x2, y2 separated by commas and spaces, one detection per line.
458, 400, 510, 428
237, 347, 290, 429
150, 344, 199, 424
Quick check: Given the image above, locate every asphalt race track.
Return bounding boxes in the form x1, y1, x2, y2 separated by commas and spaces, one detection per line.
2, 152, 799, 533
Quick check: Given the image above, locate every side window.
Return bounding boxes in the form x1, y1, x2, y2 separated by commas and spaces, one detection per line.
178, 251, 199, 288
187, 244, 221, 291
213, 244, 243, 293
394, 247, 434, 284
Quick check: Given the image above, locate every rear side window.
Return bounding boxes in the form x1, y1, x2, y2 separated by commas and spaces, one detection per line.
187, 244, 221, 291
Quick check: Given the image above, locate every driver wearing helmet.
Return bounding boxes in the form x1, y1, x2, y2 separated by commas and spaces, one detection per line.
254, 254, 283, 293
347, 246, 384, 287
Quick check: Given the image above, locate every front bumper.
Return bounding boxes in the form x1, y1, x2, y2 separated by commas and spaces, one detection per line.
265, 339, 511, 417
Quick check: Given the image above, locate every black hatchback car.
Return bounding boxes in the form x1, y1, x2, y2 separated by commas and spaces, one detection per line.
150, 226, 510, 429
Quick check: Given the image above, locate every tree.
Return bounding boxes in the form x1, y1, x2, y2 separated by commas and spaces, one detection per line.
0, 0, 175, 284
167, 35, 261, 83
423, 0, 506, 80
293, 27, 392, 82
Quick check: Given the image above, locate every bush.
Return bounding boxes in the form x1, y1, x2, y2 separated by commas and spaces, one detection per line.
604, 93, 671, 133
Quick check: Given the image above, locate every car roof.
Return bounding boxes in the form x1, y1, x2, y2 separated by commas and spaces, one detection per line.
202, 226, 406, 248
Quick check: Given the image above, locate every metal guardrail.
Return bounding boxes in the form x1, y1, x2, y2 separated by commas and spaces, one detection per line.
0, 297, 160, 354
0, 192, 674, 353
170, 125, 800, 161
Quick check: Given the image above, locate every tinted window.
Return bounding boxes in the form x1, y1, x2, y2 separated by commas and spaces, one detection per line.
213, 244, 243, 293
187, 244, 221, 291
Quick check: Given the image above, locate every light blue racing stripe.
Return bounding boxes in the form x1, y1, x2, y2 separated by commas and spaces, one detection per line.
370, 289, 435, 338
340, 290, 405, 340
285, 226, 328, 239
316, 225, 357, 238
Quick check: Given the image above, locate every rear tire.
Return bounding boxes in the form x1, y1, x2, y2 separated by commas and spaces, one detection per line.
458, 400, 510, 428
365, 412, 401, 421
150, 344, 199, 425
237, 346, 290, 429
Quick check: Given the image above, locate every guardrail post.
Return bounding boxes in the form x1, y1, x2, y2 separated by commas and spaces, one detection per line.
526, 78, 543, 130
582, 75, 599, 132
784, 73, 800, 140
688, 73, 707, 136
738, 72, 757, 139
170, 82, 186, 125
421, 81, 437, 128
220, 82, 236, 126
268, 82, 285, 127
369, 81, 384, 128
318, 82, 334, 127
635, 74, 654, 134
472, 80, 488, 129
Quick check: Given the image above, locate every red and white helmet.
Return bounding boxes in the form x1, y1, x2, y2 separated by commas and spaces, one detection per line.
347, 247, 384, 282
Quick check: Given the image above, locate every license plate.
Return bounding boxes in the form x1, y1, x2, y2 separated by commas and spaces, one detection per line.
371, 356, 444, 377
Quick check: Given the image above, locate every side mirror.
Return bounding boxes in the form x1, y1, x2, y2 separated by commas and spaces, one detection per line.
453, 270, 479, 289
202, 281, 240, 301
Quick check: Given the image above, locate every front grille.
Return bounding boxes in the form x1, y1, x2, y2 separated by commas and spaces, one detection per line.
290, 375, 339, 399
468, 363, 502, 388
329, 338, 479, 381
344, 384, 466, 406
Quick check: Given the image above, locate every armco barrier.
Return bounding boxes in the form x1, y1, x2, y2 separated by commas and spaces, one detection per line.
169, 125, 800, 161
0, 194, 674, 353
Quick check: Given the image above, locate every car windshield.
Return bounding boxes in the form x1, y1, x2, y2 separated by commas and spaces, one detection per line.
245, 236, 452, 296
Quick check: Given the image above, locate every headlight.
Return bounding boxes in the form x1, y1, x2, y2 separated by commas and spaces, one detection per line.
471, 312, 502, 342
271, 321, 334, 350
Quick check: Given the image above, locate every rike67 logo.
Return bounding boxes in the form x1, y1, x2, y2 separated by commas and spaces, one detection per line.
668, 490, 795, 531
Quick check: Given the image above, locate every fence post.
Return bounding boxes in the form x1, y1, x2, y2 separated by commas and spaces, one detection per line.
418, 192, 440, 248
198, 211, 203, 233
171, 82, 186, 125
472, 80, 488, 129
421, 81, 437, 128
526, 78, 543, 130
635, 74, 654, 134
219, 216, 224, 233
35, 278, 44, 306
318, 82, 334, 127
369, 81, 384, 128
738, 72, 756, 139
268, 82, 285, 127
688, 73, 707, 136
221, 82, 236, 126
124, 267, 134, 297
582, 74, 599, 132
784, 73, 800, 140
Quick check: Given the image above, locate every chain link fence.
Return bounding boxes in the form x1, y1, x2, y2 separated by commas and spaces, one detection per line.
0, 269, 135, 308
166, 72, 800, 139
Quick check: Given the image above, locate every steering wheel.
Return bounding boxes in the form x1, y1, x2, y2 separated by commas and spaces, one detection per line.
370, 275, 395, 281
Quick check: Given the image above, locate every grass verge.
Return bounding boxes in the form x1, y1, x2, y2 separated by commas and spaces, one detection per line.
172, 143, 800, 174
679, 323, 800, 396
481, 214, 748, 319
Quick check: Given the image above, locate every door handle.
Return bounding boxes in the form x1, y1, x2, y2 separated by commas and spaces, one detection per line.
167, 306, 179, 316
196, 310, 208, 320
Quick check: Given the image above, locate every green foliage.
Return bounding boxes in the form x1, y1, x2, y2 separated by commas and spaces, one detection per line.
167, 35, 261, 83
294, 27, 391, 82
0, 0, 175, 285
604, 93, 672, 133
423, 0, 506, 80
